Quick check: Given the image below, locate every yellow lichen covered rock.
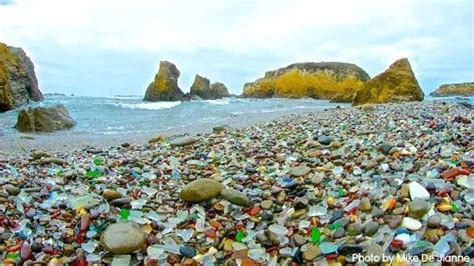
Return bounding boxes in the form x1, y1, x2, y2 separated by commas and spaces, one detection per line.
430, 82, 474, 97
190, 74, 210, 97
143, 61, 184, 101
352, 58, 424, 106
209, 82, 231, 99
0, 42, 43, 112
189, 74, 230, 100
241, 62, 369, 101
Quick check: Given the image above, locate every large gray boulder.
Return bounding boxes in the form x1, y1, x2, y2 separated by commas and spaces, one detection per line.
16, 104, 76, 133
143, 61, 185, 101
0, 42, 43, 112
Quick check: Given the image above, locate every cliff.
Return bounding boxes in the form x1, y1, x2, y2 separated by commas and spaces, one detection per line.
430, 82, 474, 97
0, 42, 43, 112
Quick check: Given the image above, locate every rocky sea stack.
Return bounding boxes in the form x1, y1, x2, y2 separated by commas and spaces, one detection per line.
430, 82, 474, 97
190, 74, 230, 100
352, 58, 424, 106
144, 61, 185, 101
0, 42, 43, 112
16, 104, 76, 133
242, 62, 370, 101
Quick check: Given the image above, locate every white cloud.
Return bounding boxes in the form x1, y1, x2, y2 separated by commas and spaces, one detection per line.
0, 0, 472, 95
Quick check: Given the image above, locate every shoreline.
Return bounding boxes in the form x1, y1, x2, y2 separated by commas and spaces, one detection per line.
0, 98, 469, 157
0, 107, 337, 157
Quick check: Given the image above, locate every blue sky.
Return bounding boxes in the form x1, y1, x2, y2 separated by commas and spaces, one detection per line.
0, 0, 472, 96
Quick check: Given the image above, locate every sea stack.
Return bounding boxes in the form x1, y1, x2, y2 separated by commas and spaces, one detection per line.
189, 74, 211, 99
352, 58, 424, 106
144, 61, 185, 101
241, 62, 370, 101
430, 82, 474, 97
0, 42, 43, 112
210, 82, 231, 99
189, 74, 230, 100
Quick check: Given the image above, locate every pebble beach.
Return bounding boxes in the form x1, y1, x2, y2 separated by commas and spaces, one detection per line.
0, 101, 473, 265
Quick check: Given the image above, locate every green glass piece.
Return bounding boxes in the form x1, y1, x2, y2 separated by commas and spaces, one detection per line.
236, 231, 245, 242
97, 222, 109, 233
451, 203, 458, 213
311, 227, 321, 244
328, 223, 341, 231
93, 156, 104, 165
119, 209, 130, 220
86, 169, 101, 179
338, 188, 345, 197
7, 251, 19, 259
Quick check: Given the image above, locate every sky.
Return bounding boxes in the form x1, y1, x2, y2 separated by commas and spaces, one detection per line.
0, 0, 473, 97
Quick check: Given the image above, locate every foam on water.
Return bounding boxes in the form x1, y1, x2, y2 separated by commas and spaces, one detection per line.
108, 95, 142, 100
114, 101, 181, 110
204, 98, 230, 105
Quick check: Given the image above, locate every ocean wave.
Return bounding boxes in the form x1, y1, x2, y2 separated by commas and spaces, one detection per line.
114, 101, 181, 110
108, 95, 142, 100
205, 98, 230, 105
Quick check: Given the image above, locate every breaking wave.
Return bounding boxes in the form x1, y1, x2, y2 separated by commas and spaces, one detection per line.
114, 101, 181, 110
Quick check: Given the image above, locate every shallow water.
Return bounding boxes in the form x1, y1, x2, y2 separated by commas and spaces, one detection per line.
0, 96, 347, 135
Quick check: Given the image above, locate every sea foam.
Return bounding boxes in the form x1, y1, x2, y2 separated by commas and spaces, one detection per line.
115, 101, 181, 110
204, 98, 230, 105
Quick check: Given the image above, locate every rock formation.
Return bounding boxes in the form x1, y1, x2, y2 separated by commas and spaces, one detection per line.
430, 82, 474, 97
144, 61, 184, 101
241, 62, 370, 101
265, 62, 370, 80
189, 75, 211, 98
16, 104, 76, 133
189, 74, 230, 100
0, 42, 43, 112
352, 58, 424, 106
210, 82, 231, 98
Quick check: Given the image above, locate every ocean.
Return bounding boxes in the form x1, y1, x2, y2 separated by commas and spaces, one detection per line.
0, 95, 348, 136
